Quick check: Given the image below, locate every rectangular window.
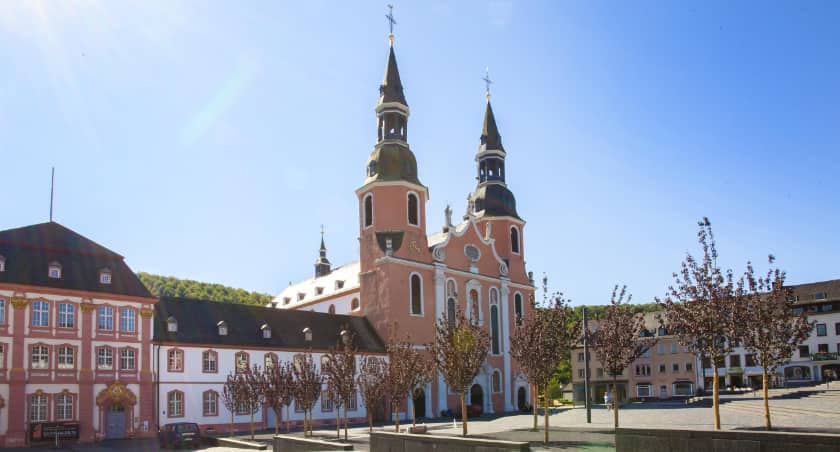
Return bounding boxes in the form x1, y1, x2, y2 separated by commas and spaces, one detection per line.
348, 391, 358, 411
577, 369, 584, 378
236, 400, 249, 415
596, 368, 603, 377
730, 355, 741, 367
321, 391, 333, 412
799, 345, 810, 358
30, 394, 48, 422
659, 364, 666, 373
816, 324, 827, 337
31, 345, 49, 369
98, 306, 113, 331
686, 362, 693, 372
120, 308, 136, 333
168, 349, 183, 372
32, 300, 49, 327
57, 346, 74, 369
58, 303, 74, 328
835, 323, 840, 335
203, 392, 218, 416
203, 351, 217, 373
577, 352, 584, 362
635, 364, 651, 376
657, 343, 665, 355
97, 348, 113, 369
636, 384, 651, 397
120, 349, 136, 370
745, 354, 757, 367
641, 348, 651, 357
670, 343, 678, 354
673, 382, 694, 396
817, 344, 829, 353
56, 394, 74, 421
0, 344, 4, 369
672, 363, 680, 373
168, 392, 184, 417
0, 298, 5, 325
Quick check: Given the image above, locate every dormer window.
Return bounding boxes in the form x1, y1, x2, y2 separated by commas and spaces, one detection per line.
0, 255, 5, 272
315, 287, 324, 296
217, 321, 228, 336
48, 261, 62, 279
99, 269, 112, 284
335, 280, 345, 290
167, 316, 178, 333
297, 293, 305, 301
303, 327, 312, 342
283, 297, 291, 305
814, 292, 827, 300
261, 324, 271, 339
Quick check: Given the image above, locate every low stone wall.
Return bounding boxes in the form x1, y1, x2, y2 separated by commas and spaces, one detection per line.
616, 428, 840, 452
216, 437, 268, 450
273, 434, 353, 451
370, 431, 529, 452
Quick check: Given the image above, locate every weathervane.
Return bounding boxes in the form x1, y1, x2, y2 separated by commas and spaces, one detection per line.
483, 67, 493, 101
385, 4, 397, 45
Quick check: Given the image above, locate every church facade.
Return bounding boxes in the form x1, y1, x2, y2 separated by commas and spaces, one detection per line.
273, 34, 536, 418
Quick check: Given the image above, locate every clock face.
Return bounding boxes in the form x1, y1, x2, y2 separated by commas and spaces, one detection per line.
465, 245, 480, 262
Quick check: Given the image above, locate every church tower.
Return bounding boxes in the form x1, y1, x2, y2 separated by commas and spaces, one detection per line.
314, 230, 331, 277
356, 24, 433, 337
468, 93, 529, 284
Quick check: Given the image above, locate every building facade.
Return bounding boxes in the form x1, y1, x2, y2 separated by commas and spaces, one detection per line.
0, 222, 157, 446
571, 313, 700, 404
701, 279, 840, 389
272, 33, 536, 417
152, 297, 385, 434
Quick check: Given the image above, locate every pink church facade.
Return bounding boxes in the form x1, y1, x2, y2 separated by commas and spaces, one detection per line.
274, 35, 535, 419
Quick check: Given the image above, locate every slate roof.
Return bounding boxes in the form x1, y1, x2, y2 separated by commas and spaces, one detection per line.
273, 261, 360, 309
790, 279, 840, 305
154, 297, 385, 352
0, 222, 152, 298
480, 101, 504, 152
379, 45, 407, 105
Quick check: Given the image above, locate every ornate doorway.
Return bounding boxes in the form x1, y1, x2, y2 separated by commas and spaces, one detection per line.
96, 382, 137, 440
105, 404, 126, 439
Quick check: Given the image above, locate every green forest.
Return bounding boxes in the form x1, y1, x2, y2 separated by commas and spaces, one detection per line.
137, 272, 273, 306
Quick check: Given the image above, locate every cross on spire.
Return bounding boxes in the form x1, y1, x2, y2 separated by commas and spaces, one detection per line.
483, 67, 493, 101
385, 4, 397, 45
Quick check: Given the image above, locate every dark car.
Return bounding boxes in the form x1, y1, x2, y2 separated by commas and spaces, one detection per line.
159, 422, 201, 449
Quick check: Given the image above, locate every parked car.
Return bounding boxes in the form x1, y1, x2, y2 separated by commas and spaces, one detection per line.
159, 422, 201, 449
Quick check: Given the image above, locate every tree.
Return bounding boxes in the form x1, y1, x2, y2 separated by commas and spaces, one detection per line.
406, 354, 431, 429
239, 365, 265, 440
292, 352, 323, 437
357, 355, 387, 433
263, 361, 294, 434
656, 217, 746, 430
510, 293, 579, 444
428, 306, 490, 437
324, 331, 358, 441
590, 285, 656, 428
221, 371, 240, 437
741, 256, 814, 430
384, 331, 420, 433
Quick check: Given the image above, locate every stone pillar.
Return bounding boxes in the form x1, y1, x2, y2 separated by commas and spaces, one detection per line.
139, 306, 155, 436
500, 282, 514, 411
79, 301, 96, 442
6, 296, 29, 446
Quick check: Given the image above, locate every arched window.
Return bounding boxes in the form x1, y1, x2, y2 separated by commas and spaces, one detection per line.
235, 351, 249, 373
167, 316, 178, 333
492, 370, 502, 393
202, 350, 218, 373
410, 273, 423, 315
203, 390, 219, 416
510, 226, 520, 254
363, 194, 373, 228
56, 392, 74, 421
490, 305, 500, 355
514, 293, 523, 326
407, 193, 419, 226
217, 321, 228, 336
351, 298, 360, 311
48, 261, 62, 279
446, 280, 457, 329
167, 390, 184, 418
265, 352, 278, 369
167, 348, 183, 372
469, 289, 480, 324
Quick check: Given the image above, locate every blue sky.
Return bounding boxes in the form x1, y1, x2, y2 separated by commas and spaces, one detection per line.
1, 1, 838, 305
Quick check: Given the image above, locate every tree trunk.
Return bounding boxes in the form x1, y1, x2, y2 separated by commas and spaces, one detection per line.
309, 409, 314, 437
613, 379, 619, 429
336, 403, 341, 439
394, 401, 400, 432
368, 411, 373, 433
344, 404, 349, 441
712, 366, 721, 430
250, 410, 255, 440
230, 412, 234, 437
532, 383, 538, 430
461, 391, 468, 436
412, 394, 417, 428
286, 405, 290, 433
763, 368, 772, 431
275, 408, 280, 434
543, 383, 550, 445
303, 410, 308, 437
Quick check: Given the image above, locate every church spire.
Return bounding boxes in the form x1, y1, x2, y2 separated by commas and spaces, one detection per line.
314, 226, 331, 277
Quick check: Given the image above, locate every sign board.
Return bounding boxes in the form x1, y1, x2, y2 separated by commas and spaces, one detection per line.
30, 422, 80, 442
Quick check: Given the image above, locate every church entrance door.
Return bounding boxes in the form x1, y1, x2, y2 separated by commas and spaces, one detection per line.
470, 384, 483, 416
413, 389, 425, 419
517, 387, 527, 411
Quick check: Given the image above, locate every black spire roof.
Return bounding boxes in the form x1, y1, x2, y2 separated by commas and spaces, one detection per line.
480, 101, 503, 151
315, 231, 331, 277
379, 45, 407, 105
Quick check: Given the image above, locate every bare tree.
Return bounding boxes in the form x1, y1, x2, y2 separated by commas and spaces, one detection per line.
510, 293, 579, 444
741, 256, 814, 430
263, 361, 294, 434
357, 355, 387, 433
384, 330, 420, 433
293, 352, 323, 437
239, 364, 265, 440
590, 285, 656, 428
221, 371, 240, 437
406, 354, 432, 428
324, 331, 358, 441
656, 217, 745, 430
428, 306, 490, 437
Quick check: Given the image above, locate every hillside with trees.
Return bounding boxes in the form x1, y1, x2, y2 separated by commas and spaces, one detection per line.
137, 272, 273, 306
